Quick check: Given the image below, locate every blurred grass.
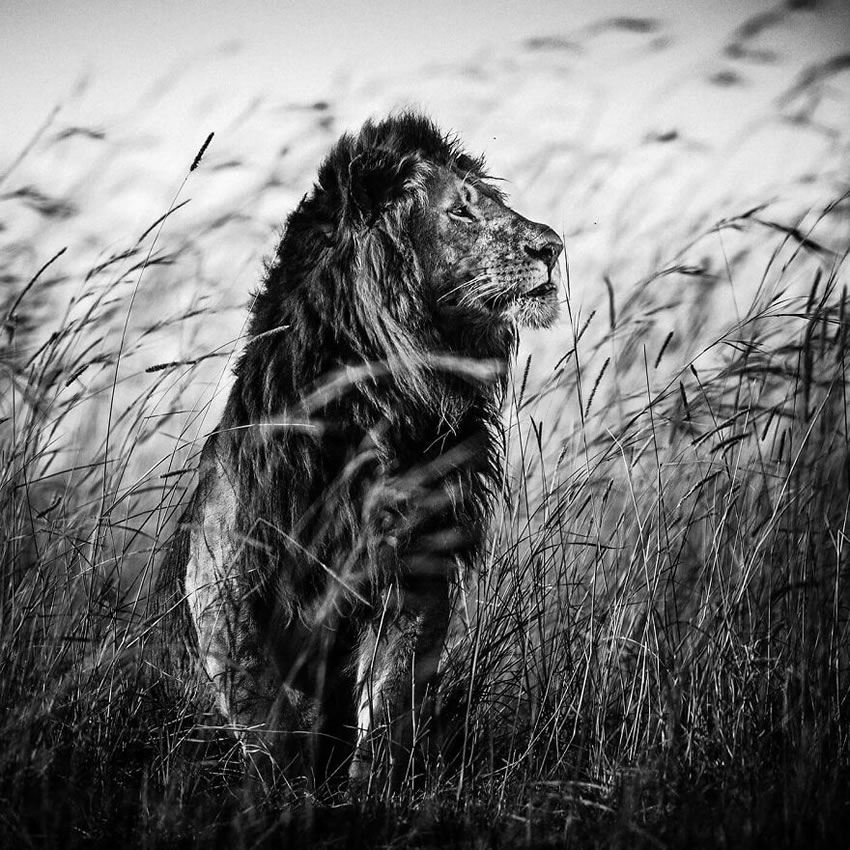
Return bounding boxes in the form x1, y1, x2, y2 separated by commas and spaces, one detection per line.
2, 7, 850, 847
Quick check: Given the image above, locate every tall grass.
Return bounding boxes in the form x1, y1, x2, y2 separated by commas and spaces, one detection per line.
449, 233, 850, 839
2, 167, 848, 844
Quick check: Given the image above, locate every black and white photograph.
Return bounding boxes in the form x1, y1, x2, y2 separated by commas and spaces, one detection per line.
2, 1, 849, 846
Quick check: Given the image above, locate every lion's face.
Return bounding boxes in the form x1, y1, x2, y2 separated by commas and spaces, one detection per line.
419, 166, 563, 330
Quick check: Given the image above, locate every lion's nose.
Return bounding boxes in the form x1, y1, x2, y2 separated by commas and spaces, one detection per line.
523, 228, 563, 271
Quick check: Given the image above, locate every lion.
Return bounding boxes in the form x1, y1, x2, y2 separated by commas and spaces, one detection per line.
154, 111, 563, 792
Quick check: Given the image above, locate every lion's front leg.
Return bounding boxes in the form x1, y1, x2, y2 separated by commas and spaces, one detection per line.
186, 550, 301, 783
183, 465, 300, 786
349, 575, 450, 792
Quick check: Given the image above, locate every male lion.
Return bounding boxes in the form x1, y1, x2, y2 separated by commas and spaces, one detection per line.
155, 112, 562, 791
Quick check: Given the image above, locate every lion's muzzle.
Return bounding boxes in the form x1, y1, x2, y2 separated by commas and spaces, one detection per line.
523, 226, 563, 273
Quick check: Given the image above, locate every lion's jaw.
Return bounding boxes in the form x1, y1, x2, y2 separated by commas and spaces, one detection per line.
489, 258, 562, 330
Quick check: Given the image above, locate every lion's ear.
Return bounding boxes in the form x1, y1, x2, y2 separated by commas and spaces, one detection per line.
347, 150, 419, 225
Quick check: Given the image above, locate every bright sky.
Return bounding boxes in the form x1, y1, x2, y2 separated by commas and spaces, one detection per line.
1, 0, 789, 162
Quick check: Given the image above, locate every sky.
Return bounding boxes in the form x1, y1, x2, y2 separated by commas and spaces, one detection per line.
2, 0, 847, 457
0, 0, 797, 162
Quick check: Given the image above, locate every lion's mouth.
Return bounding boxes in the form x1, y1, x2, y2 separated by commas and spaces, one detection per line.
521, 282, 558, 299
482, 281, 557, 314
475, 272, 560, 318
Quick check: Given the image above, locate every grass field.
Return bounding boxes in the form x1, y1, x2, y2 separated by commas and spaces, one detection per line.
2, 8, 850, 848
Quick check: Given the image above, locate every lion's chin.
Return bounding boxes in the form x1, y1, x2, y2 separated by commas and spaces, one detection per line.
505, 267, 562, 329
509, 293, 561, 329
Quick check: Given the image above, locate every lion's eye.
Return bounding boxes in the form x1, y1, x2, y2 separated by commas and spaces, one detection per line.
448, 203, 475, 222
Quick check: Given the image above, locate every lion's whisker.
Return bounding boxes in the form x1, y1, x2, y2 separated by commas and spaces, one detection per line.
468, 281, 506, 304
438, 273, 489, 302
454, 276, 501, 309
